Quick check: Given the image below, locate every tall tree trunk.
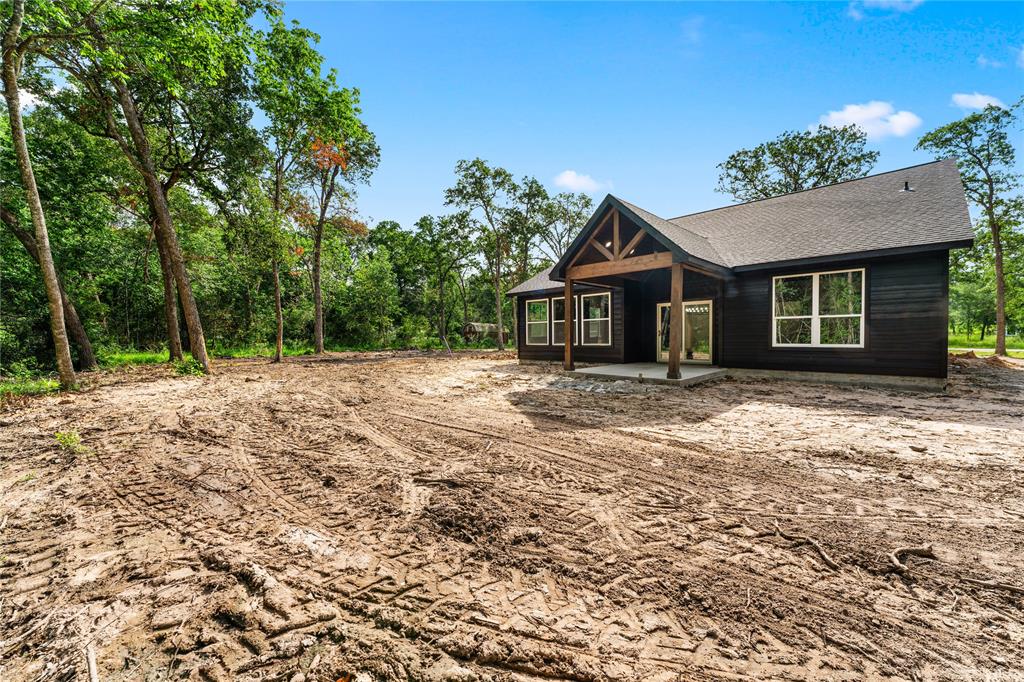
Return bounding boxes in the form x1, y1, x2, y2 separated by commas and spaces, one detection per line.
273, 259, 284, 362
493, 255, 505, 350
438, 275, 447, 345
152, 214, 184, 361
1, 207, 97, 370
312, 226, 324, 354
112, 81, 210, 372
2, 7, 76, 387
991, 222, 1007, 356
458, 270, 469, 331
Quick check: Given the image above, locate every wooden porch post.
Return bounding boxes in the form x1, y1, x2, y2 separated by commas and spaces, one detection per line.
563, 278, 574, 370
668, 263, 682, 380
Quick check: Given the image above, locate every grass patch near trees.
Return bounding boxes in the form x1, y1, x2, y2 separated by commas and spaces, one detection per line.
948, 333, 1024, 350
0, 376, 61, 400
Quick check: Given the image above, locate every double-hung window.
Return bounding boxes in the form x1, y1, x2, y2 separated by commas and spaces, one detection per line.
580, 292, 611, 346
773, 269, 864, 347
525, 299, 549, 345
551, 296, 580, 346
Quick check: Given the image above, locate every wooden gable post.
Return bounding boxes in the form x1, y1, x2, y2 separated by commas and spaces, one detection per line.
668, 263, 682, 380
612, 209, 620, 258
563, 278, 574, 371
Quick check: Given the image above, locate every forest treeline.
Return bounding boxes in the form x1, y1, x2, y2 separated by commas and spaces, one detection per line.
2, 1, 1021, 390
1, 0, 595, 386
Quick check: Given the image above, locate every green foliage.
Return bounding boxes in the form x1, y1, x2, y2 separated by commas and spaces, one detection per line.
97, 349, 170, 368
54, 430, 86, 455
948, 333, 1024, 350
337, 247, 400, 347
717, 125, 879, 202
173, 358, 205, 377
918, 100, 1023, 352
0, 377, 59, 401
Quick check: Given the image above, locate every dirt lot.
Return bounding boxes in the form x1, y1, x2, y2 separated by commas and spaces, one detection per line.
1, 351, 1023, 681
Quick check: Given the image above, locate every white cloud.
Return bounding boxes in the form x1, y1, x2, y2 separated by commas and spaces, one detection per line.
863, 0, 923, 10
680, 16, 704, 46
848, 0, 923, 20
952, 92, 1006, 110
1017, 45, 1024, 69
553, 170, 611, 194
976, 55, 1005, 69
817, 101, 922, 140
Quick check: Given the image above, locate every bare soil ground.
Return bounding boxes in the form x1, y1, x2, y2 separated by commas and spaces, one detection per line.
2, 351, 1023, 681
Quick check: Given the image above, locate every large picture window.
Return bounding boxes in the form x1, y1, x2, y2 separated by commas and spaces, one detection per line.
581, 292, 611, 346
551, 296, 580, 346
773, 269, 864, 347
525, 299, 549, 345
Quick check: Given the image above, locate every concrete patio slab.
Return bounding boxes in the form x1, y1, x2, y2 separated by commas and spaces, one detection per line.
568, 362, 726, 386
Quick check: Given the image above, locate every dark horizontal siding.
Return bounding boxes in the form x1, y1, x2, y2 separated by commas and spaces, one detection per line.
515, 288, 625, 363
721, 251, 949, 378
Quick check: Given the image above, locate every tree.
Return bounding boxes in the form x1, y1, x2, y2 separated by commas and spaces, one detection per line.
716, 125, 880, 202
297, 132, 375, 353
253, 18, 329, 362
2, 0, 76, 386
444, 159, 518, 350
342, 247, 399, 347
414, 213, 474, 347
537, 192, 593, 261
950, 279, 996, 340
44, 0, 266, 373
917, 101, 1022, 356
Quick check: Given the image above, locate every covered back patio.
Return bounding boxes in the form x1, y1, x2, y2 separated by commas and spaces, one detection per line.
554, 198, 730, 380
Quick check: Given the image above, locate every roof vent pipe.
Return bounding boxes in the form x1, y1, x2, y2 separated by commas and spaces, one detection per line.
902, 181, 914, 192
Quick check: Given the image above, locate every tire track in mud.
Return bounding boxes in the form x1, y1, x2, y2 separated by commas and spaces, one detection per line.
355, 395, 1002, 676
4, 354, 1021, 680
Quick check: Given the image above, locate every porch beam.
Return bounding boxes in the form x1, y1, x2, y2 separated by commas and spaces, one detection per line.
588, 238, 614, 261
668, 262, 683, 380
567, 251, 673, 280
619, 229, 646, 260
563, 278, 574, 371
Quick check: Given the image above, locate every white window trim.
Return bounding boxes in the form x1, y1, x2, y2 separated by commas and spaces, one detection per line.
575, 295, 579, 346
525, 298, 549, 346
551, 296, 571, 346
580, 292, 612, 347
772, 268, 865, 348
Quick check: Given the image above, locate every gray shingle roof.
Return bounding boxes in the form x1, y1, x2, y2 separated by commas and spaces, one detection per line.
512, 159, 973, 294
507, 267, 559, 295
615, 197, 726, 266
666, 159, 972, 268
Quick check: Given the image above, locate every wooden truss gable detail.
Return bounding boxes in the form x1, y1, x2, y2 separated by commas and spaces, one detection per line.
566, 208, 672, 280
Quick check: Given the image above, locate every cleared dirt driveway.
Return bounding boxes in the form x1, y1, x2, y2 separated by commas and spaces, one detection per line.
1, 352, 1022, 681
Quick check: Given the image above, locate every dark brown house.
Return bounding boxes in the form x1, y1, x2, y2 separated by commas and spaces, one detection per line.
507, 160, 973, 385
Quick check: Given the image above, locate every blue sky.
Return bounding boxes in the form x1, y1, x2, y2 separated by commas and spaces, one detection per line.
280, 1, 1023, 228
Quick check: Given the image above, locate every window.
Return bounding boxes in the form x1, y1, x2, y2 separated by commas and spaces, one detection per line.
551, 296, 580, 345
581, 292, 611, 346
773, 269, 864, 347
525, 299, 549, 345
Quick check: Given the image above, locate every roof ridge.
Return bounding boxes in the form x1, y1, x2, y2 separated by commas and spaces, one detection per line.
666, 158, 954, 222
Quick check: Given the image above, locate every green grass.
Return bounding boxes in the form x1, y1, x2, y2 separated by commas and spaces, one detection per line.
0, 377, 60, 400
948, 333, 1024, 350
955, 348, 1024, 359
97, 349, 173, 367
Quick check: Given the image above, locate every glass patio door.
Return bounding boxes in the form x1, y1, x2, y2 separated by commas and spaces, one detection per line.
657, 301, 713, 364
